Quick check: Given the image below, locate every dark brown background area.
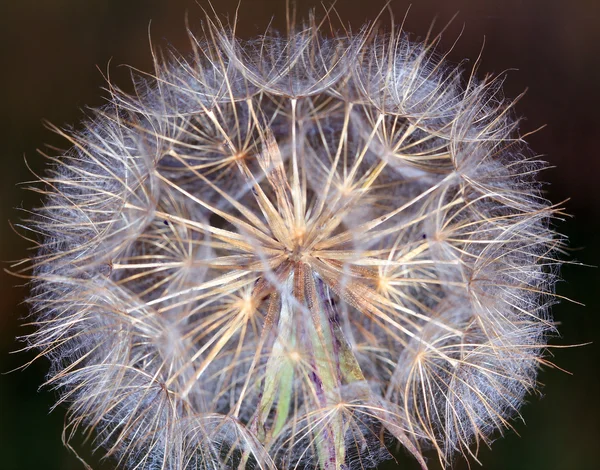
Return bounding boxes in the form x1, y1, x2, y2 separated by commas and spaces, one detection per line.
1, 1, 598, 469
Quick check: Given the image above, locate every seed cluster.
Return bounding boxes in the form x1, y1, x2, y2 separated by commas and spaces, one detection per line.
23, 13, 560, 470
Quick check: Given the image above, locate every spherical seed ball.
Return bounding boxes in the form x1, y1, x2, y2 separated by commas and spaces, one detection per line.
23, 12, 561, 470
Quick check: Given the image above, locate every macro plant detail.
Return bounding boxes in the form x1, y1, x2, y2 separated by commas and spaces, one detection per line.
19, 11, 562, 470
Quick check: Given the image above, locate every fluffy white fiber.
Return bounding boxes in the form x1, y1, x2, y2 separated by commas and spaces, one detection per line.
21, 9, 562, 470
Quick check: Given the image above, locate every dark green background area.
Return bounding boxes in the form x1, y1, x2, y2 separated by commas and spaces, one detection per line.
1, 1, 598, 469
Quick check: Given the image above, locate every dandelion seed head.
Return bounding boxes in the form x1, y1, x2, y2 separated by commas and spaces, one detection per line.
20, 8, 563, 470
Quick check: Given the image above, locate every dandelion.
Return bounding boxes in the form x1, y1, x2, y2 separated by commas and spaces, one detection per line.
18, 7, 563, 470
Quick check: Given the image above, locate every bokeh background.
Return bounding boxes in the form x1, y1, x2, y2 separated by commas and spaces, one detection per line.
1, 1, 598, 469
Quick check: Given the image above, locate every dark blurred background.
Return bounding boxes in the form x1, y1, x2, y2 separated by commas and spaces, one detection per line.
1, 1, 598, 469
